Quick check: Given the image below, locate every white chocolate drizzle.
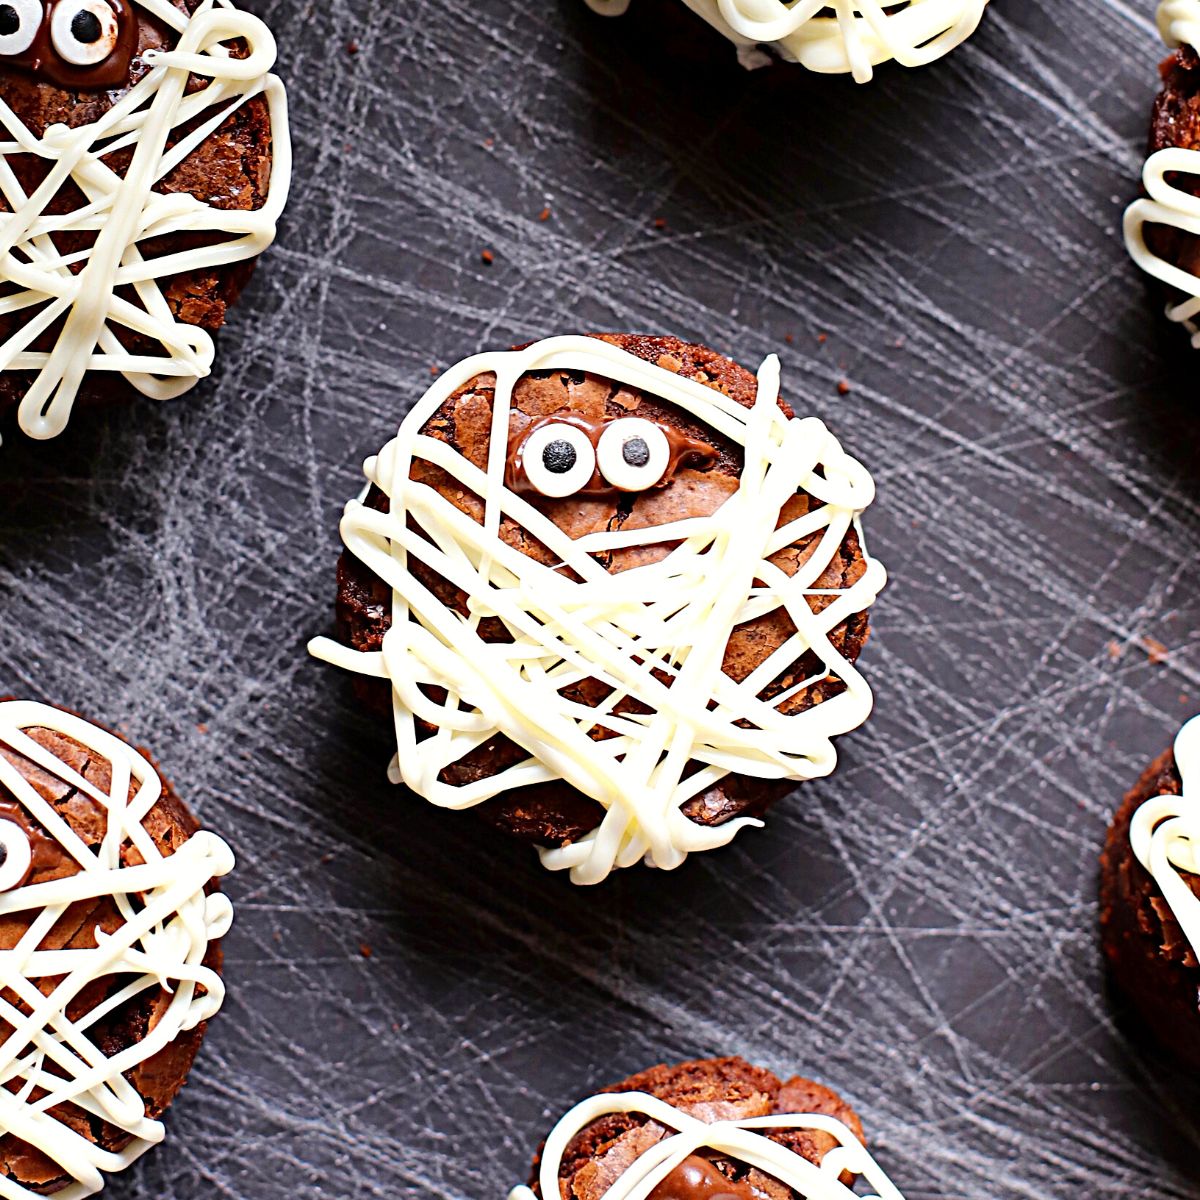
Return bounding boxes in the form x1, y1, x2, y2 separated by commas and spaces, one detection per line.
1130, 714, 1200, 962
582, 0, 988, 82
0, 0, 291, 440
0, 699, 234, 1200
308, 336, 885, 885
1124, 0, 1200, 347
506, 1090, 906, 1200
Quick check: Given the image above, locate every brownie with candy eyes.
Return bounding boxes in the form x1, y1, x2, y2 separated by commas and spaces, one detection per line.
512, 1057, 907, 1200
0, 698, 233, 1196
0, 0, 291, 440
310, 333, 886, 884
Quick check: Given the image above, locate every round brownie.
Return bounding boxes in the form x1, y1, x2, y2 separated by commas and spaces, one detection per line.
0, 705, 228, 1193
331, 333, 873, 853
1099, 745, 1200, 1068
0, 0, 278, 419
525, 1056, 865, 1200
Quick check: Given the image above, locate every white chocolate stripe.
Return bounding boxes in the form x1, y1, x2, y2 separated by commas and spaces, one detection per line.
583, 0, 988, 82
1130, 714, 1200, 959
507, 1090, 906, 1200
0, 0, 291, 440
309, 337, 884, 884
0, 699, 234, 1200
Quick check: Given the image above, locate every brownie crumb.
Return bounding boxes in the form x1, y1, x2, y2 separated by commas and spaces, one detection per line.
1144, 636, 1169, 664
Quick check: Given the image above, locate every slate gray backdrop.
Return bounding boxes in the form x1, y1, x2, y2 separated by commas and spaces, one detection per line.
1, 1, 1199, 1197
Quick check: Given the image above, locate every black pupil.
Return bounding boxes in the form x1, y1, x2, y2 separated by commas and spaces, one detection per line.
542, 439, 577, 475
0, 843, 6, 868
72, 9, 103, 42
0, 5, 20, 35
622, 437, 650, 468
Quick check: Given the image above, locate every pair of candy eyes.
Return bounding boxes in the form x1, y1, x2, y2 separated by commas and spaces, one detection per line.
0, 0, 121, 66
0, 819, 31, 892
523, 418, 673, 498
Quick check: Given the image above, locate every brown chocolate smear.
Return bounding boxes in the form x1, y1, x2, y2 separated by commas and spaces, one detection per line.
507, 412, 717, 498
649, 1156, 762, 1200
0, 799, 67, 886
5, 0, 138, 90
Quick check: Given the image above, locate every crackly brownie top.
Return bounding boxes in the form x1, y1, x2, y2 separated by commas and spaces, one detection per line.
0, 699, 233, 1195
517, 1056, 891, 1200
311, 333, 885, 884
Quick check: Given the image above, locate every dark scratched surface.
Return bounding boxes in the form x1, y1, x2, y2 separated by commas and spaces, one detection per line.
2, 1, 1200, 1197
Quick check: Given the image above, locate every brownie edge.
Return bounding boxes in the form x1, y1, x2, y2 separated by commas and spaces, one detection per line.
1100, 746, 1200, 1068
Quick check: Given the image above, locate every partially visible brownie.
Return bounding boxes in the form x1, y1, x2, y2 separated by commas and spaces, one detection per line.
0, 0, 276, 413
0, 714, 222, 1193
1142, 45, 1200, 298
527, 1056, 864, 1200
1100, 746, 1200, 1068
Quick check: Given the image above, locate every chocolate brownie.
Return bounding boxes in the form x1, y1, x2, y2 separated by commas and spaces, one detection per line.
332, 333, 872, 850
527, 1057, 864, 1200
0, 0, 275, 412
1099, 746, 1200, 1068
1141, 45, 1200, 301
0, 711, 222, 1193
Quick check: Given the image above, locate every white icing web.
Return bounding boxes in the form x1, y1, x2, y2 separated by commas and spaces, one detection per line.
0, 0, 291, 440
583, 0, 989, 81
1124, 0, 1200, 347
309, 337, 885, 885
506, 1090, 906, 1200
0, 699, 234, 1200
1130, 714, 1200, 961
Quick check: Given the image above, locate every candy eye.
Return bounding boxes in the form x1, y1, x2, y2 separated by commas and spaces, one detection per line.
596, 418, 671, 492
0, 819, 32, 892
521, 423, 596, 498
0, 0, 43, 56
50, 0, 117, 66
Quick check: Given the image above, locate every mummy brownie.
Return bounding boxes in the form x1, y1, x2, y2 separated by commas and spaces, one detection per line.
583, 0, 989, 82
309, 334, 885, 884
511, 1057, 904, 1200
0, 0, 291, 440
0, 699, 234, 1195
1100, 715, 1200, 1067
1124, 0, 1200, 346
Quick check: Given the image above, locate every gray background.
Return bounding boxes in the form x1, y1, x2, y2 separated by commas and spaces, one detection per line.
1, 1, 1199, 1197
